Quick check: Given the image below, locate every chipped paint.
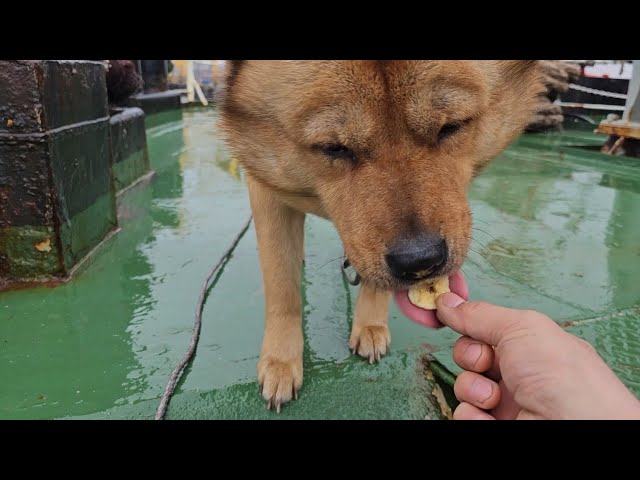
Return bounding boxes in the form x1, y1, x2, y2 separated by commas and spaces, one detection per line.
432, 383, 454, 420
34, 238, 51, 252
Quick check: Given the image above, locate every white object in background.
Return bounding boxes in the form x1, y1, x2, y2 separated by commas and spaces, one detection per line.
583, 62, 633, 80
186, 60, 208, 106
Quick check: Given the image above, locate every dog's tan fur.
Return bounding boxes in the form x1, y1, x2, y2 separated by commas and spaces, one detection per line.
218, 60, 543, 410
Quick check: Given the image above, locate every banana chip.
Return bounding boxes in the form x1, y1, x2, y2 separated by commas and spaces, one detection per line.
407, 276, 450, 310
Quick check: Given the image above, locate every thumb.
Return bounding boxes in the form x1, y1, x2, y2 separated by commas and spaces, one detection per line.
435, 293, 527, 346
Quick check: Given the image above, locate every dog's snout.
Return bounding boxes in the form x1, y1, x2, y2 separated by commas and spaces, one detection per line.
385, 234, 448, 281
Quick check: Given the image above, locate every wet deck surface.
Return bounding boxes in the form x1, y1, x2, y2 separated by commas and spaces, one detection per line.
2, 108, 639, 419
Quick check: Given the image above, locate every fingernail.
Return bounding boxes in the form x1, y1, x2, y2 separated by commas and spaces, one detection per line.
441, 292, 465, 308
464, 343, 482, 366
471, 379, 493, 403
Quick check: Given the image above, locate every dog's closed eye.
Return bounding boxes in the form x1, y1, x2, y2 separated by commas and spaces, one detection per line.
318, 143, 356, 163
437, 119, 472, 143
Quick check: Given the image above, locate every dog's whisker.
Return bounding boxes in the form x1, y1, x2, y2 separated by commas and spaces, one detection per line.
471, 227, 498, 242
463, 255, 487, 273
468, 247, 499, 273
469, 236, 487, 249
313, 255, 347, 274
471, 215, 491, 227
462, 233, 487, 250
459, 266, 481, 283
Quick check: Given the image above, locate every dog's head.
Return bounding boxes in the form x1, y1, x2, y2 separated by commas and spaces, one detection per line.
218, 61, 543, 290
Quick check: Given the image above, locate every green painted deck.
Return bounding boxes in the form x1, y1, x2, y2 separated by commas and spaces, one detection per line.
1, 109, 639, 420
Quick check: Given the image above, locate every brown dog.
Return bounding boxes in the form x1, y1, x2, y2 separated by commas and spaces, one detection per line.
217, 61, 543, 412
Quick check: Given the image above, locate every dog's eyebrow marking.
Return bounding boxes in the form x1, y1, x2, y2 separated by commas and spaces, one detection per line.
431, 89, 473, 110
299, 108, 347, 143
374, 60, 392, 96
299, 104, 378, 154
428, 80, 484, 109
401, 80, 484, 144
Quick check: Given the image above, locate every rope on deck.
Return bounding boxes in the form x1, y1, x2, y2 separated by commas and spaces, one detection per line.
155, 215, 253, 420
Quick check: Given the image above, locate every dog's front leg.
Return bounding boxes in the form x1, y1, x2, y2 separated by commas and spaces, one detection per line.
247, 176, 305, 412
349, 284, 391, 363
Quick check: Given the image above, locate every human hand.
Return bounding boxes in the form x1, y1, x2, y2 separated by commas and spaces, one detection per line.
434, 293, 640, 420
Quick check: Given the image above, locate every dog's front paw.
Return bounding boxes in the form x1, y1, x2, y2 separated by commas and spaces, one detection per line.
258, 356, 303, 413
349, 325, 391, 364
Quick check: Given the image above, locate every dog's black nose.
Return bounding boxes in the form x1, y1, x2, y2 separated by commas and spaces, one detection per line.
385, 234, 448, 281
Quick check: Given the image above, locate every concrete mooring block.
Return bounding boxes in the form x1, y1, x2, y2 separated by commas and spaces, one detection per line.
0, 60, 118, 284
109, 107, 150, 192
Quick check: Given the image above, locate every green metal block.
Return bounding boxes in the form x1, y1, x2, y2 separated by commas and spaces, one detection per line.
58, 194, 117, 271
109, 107, 149, 192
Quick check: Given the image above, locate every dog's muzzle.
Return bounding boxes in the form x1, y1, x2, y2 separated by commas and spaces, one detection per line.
341, 256, 361, 286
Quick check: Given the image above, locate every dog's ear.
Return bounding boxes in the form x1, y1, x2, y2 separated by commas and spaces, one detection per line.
473, 60, 544, 172
216, 60, 245, 106
227, 60, 245, 71
226, 60, 245, 86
